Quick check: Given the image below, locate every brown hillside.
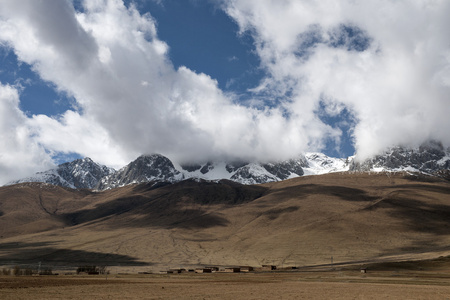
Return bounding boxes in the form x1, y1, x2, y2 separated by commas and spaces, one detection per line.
0, 173, 449, 272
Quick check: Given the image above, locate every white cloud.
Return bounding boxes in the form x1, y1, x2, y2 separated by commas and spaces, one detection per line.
0, 0, 337, 178
29, 111, 130, 169
223, 0, 450, 160
0, 84, 54, 184
0, 0, 449, 185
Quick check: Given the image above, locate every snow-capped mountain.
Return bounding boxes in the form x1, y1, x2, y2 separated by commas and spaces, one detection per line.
8, 141, 449, 191
179, 156, 311, 185
96, 154, 183, 190
302, 152, 352, 175
9, 157, 114, 189
228, 163, 280, 185
350, 140, 450, 174
7, 153, 350, 190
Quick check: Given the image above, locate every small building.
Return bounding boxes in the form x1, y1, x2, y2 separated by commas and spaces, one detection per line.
360, 268, 367, 273
195, 268, 212, 273
88, 271, 99, 275
240, 266, 254, 272
224, 267, 240, 273
261, 265, 277, 271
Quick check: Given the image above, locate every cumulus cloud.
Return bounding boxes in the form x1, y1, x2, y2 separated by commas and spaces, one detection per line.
29, 111, 129, 169
0, 84, 54, 183
0, 0, 449, 184
223, 0, 450, 160
0, 0, 336, 176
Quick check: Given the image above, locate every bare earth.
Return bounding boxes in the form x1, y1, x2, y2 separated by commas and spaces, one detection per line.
2, 270, 450, 300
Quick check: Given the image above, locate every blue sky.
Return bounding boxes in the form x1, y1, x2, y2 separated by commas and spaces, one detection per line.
134, 0, 264, 95
0, 0, 449, 184
0, 47, 66, 116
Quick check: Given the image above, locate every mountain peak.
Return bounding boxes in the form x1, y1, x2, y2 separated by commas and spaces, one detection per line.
96, 153, 182, 190
8, 156, 114, 189
137, 153, 166, 160
351, 141, 450, 173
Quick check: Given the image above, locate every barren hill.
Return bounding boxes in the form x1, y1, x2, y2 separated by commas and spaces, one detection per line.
0, 172, 449, 272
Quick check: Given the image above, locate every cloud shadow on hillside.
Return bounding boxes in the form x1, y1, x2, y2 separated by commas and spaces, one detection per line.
271, 184, 379, 202
0, 241, 149, 266
62, 195, 232, 230
365, 193, 450, 236
381, 183, 450, 195
61, 180, 267, 230
380, 239, 450, 259
273, 182, 450, 236
263, 206, 300, 220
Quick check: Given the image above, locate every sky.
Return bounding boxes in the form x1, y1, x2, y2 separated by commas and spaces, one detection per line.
0, 0, 449, 185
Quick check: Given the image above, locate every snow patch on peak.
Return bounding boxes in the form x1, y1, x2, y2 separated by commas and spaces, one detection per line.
302, 152, 352, 175
180, 161, 234, 181
230, 163, 279, 185
350, 141, 450, 174
7, 157, 114, 189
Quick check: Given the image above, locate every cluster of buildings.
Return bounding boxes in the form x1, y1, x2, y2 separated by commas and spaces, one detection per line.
163, 265, 278, 274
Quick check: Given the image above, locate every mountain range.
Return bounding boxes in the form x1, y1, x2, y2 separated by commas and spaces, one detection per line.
1, 141, 450, 272
7, 141, 450, 190
8, 153, 350, 190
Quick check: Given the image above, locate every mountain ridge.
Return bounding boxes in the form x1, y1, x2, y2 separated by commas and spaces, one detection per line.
6, 141, 450, 190
7, 152, 350, 190
350, 140, 450, 174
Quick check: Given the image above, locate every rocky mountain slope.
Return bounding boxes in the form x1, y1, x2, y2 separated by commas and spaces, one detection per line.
7, 140, 450, 190
351, 140, 450, 175
96, 154, 183, 190
10, 158, 114, 189
179, 155, 314, 185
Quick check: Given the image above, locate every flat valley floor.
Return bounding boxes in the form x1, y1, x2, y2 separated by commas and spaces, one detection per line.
2, 270, 450, 299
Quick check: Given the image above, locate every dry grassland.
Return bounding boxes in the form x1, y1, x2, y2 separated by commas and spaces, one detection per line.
1, 172, 450, 299
1, 270, 450, 300
2, 172, 450, 270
